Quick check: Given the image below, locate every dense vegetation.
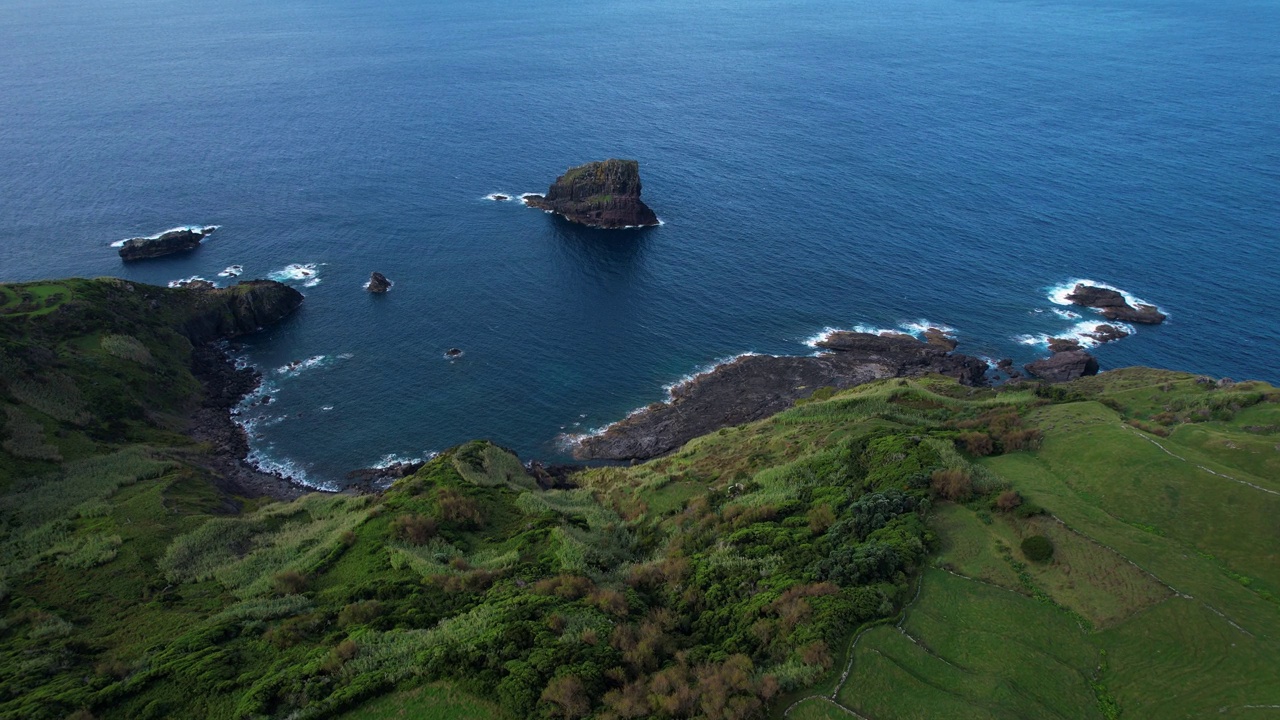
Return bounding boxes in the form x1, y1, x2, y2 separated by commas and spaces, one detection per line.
2, 278, 1278, 719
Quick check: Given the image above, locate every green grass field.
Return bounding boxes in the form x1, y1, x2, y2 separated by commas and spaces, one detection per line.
792, 370, 1280, 719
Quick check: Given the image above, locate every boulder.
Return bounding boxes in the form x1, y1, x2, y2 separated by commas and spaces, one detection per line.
523, 159, 659, 228
1065, 284, 1165, 324
1024, 350, 1099, 383
118, 226, 217, 261
367, 272, 392, 293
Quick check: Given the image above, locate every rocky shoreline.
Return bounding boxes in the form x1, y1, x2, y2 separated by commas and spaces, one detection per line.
573, 331, 989, 461
189, 343, 312, 501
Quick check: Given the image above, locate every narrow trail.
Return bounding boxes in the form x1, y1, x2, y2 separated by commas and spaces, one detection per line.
1121, 424, 1280, 497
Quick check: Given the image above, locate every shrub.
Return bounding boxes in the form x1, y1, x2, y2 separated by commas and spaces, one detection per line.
541, 675, 590, 719
1021, 535, 1054, 563
995, 490, 1023, 512
957, 432, 994, 456
999, 428, 1043, 452
1014, 502, 1046, 518
271, 569, 307, 595
930, 468, 973, 501
391, 513, 437, 545
338, 600, 382, 628
437, 488, 484, 528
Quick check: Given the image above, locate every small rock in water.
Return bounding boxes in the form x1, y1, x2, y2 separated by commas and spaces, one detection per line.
445, 348, 463, 359
367, 271, 392, 293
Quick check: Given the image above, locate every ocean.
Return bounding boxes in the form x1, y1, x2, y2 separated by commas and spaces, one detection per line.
1, 0, 1276, 488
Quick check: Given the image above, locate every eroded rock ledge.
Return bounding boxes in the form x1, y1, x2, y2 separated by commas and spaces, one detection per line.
573, 332, 988, 461
524, 159, 659, 228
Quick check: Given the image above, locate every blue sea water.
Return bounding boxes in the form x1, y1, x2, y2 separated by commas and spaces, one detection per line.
1, 0, 1277, 487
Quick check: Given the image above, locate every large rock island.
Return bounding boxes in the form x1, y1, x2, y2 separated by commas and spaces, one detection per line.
117, 225, 218, 261
523, 159, 659, 228
573, 332, 988, 461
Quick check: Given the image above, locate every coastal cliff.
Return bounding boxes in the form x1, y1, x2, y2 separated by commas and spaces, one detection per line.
179, 280, 304, 343
523, 159, 659, 228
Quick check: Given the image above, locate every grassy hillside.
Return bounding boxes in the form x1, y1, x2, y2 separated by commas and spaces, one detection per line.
1, 278, 1277, 719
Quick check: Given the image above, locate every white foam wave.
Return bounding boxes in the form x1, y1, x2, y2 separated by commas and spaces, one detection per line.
370, 452, 436, 469
1051, 308, 1081, 320
113, 225, 219, 247
218, 265, 243, 278
243, 447, 335, 491
1046, 278, 1159, 313
899, 319, 956, 336
275, 354, 332, 376
484, 192, 514, 202
804, 320, 954, 350
1013, 320, 1137, 350
167, 276, 216, 289
268, 263, 321, 287
663, 352, 763, 399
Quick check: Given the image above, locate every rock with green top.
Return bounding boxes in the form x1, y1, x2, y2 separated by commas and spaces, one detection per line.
523, 159, 659, 228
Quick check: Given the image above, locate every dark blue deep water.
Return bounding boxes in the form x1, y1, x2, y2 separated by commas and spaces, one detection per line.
2, 0, 1277, 487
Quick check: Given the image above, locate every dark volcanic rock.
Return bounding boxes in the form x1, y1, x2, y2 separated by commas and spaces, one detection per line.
1048, 337, 1083, 354
1083, 323, 1130, 344
367, 272, 392, 293
1066, 284, 1166, 324
524, 159, 659, 228
1024, 350, 1099, 383
922, 327, 959, 350
180, 280, 304, 344
118, 226, 217, 261
574, 332, 988, 461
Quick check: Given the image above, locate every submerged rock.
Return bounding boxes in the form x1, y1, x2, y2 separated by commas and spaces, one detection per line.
118, 226, 217, 261
366, 272, 392, 293
445, 348, 463, 359
523, 159, 659, 228
1066, 284, 1165, 324
573, 332, 988, 461
1024, 350, 1099, 383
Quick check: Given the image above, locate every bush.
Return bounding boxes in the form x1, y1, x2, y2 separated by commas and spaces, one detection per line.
391, 513, 437, 545
272, 570, 307, 595
994, 490, 1023, 512
338, 600, 382, 628
1014, 502, 1046, 519
957, 432, 994, 456
1021, 535, 1053, 563
930, 468, 973, 501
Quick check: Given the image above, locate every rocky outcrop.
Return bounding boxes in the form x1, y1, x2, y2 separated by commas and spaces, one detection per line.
1066, 284, 1165, 324
367, 272, 392, 293
523, 159, 659, 228
1083, 323, 1130, 344
573, 332, 988, 461
179, 280, 304, 344
922, 327, 959, 350
118, 226, 217, 261
1048, 337, 1083, 353
1024, 350, 1099, 383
